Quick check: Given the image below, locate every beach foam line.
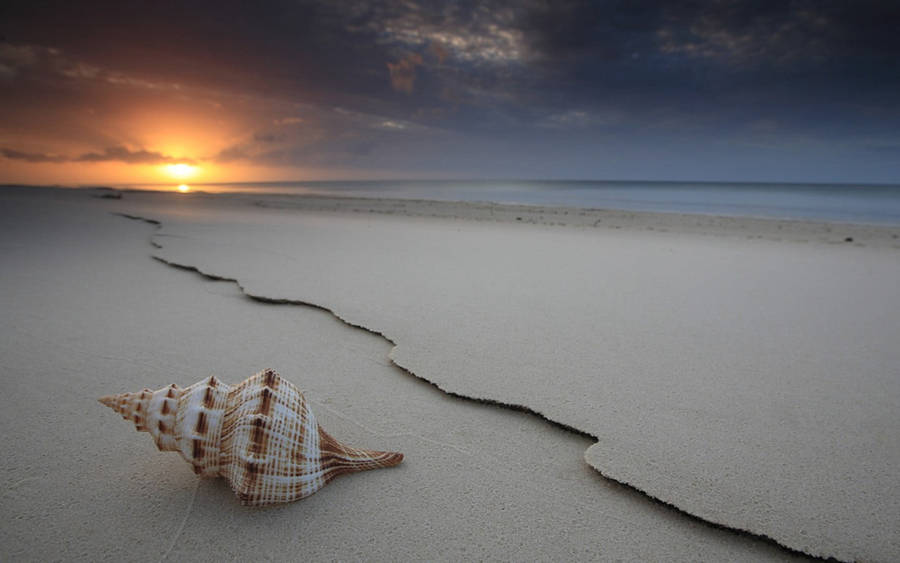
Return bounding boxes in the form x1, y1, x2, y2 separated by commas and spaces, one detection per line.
113, 211, 834, 561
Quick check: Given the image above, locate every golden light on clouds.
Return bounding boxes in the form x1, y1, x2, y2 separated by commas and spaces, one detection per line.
164, 163, 198, 179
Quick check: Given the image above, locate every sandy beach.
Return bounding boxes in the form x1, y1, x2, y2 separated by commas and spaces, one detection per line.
2, 185, 899, 561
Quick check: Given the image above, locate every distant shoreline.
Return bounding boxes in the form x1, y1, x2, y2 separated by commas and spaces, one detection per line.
6, 178, 900, 226
3, 183, 900, 246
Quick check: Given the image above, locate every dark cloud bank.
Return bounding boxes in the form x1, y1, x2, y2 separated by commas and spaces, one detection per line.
2, 0, 899, 181
1, 146, 192, 165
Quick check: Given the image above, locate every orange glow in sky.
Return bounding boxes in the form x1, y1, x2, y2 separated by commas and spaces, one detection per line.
177, 184, 190, 193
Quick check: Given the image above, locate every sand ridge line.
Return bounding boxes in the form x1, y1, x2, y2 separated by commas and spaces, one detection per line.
113, 211, 831, 562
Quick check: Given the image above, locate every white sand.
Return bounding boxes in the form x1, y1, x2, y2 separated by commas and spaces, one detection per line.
2, 186, 898, 561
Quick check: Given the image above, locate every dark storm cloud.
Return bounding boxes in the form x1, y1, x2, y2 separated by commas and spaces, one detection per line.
2, 0, 899, 180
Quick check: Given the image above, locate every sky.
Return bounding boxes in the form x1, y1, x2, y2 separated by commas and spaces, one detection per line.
1, 0, 899, 185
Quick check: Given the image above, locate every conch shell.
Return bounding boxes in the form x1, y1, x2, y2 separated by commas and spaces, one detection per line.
99, 369, 403, 505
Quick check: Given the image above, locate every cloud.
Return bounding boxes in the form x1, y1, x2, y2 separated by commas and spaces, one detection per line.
655, 8, 828, 64
59, 61, 101, 80
1, 145, 193, 165
654, 2, 900, 66
376, 120, 408, 130
253, 132, 284, 143
103, 73, 179, 91
273, 116, 303, 125
0, 41, 184, 93
387, 53, 424, 93
74, 146, 193, 164
1, 148, 67, 163
0, 44, 40, 79
537, 109, 622, 129
362, 2, 527, 65
0, 44, 40, 67
213, 145, 250, 163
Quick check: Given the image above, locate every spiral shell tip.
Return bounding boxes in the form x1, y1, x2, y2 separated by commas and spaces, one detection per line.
98, 395, 118, 408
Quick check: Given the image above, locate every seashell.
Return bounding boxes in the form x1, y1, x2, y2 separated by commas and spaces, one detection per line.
99, 369, 403, 505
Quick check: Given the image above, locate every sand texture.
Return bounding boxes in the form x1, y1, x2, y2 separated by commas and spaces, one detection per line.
2, 186, 898, 561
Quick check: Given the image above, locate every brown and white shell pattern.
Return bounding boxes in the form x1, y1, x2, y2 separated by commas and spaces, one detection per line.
99, 369, 403, 505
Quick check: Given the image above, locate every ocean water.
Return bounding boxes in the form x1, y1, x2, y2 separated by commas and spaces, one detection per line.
125, 180, 900, 225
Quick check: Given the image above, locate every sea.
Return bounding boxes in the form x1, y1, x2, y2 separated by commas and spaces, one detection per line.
123, 180, 900, 225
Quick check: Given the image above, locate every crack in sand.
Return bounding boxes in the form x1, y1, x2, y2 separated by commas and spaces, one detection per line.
114, 212, 833, 562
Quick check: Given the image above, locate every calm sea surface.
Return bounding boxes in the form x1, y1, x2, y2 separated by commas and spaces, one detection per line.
125, 180, 900, 225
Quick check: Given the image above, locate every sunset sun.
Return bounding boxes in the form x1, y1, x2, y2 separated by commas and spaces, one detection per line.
164, 163, 198, 179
